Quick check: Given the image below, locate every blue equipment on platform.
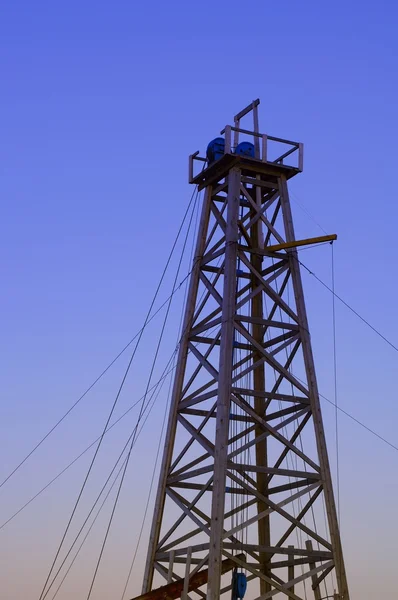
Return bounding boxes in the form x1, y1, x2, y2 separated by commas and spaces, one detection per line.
235, 141, 255, 158
231, 571, 247, 600
206, 137, 255, 164
206, 137, 225, 164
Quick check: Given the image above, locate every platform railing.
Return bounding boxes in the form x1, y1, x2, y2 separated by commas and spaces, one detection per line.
189, 126, 303, 183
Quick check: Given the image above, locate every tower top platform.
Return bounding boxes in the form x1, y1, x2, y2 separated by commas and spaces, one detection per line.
189, 99, 303, 190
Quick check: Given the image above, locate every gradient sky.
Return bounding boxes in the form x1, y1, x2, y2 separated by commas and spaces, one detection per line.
1, 1, 398, 598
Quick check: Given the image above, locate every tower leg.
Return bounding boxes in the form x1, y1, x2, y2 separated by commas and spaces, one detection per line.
207, 168, 241, 600
279, 175, 350, 600
250, 185, 271, 595
142, 186, 213, 593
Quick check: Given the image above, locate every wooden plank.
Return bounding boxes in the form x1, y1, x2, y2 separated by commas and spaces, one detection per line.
274, 145, 297, 165
170, 556, 206, 565
181, 408, 250, 422
160, 521, 204, 554
243, 200, 286, 244
311, 563, 334, 590
264, 263, 289, 287
210, 200, 227, 233
170, 450, 210, 479
160, 523, 203, 554
233, 115, 240, 147
265, 403, 310, 422
178, 389, 218, 411
190, 315, 222, 337
176, 414, 215, 457
168, 463, 214, 484
182, 545, 192, 599
267, 134, 300, 146
264, 199, 281, 247
229, 464, 320, 480
190, 335, 251, 351
248, 210, 285, 245
181, 378, 219, 407
157, 543, 210, 559
268, 478, 321, 496
231, 356, 266, 386
192, 266, 224, 325
234, 98, 260, 120
203, 201, 227, 253
222, 543, 332, 558
187, 342, 219, 381
223, 482, 320, 540
234, 322, 309, 397
269, 334, 300, 357
225, 125, 232, 154
235, 315, 299, 331
131, 553, 245, 600
220, 125, 264, 138
267, 234, 337, 253
227, 469, 331, 552
200, 245, 225, 267
239, 190, 279, 228
207, 166, 241, 600
231, 387, 307, 403
166, 487, 210, 536
227, 406, 310, 462
305, 540, 322, 600
298, 143, 304, 172
275, 485, 322, 549
213, 181, 228, 195
260, 560, 334, 600
262, 134, 268, 162
261, 259, 288, 278
236, 283, 264, 311
238, 252, 299, 322
168, 550, 175, 583
264, 340, 302, 412
263, 330, 299, 351
241, 176, 278, 190
241, 246, 286, 259
198, 272, 223, 306
268, 412, 312, 484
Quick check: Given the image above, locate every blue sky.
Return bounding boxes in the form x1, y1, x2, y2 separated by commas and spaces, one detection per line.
1, 1, 398, 598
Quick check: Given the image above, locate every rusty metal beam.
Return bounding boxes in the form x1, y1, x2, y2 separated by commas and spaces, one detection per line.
131, 553, 245, 600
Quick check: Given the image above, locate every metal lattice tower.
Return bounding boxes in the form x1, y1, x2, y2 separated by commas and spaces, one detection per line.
141, 100, 349, 600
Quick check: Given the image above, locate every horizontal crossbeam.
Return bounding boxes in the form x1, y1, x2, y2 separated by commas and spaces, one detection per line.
266, 234, 337, 253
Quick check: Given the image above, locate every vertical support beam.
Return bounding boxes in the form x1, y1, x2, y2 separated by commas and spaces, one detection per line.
225, 126, 232, 154
262, 134, 268, 162
250, 184, 270, 596
298, 143, 304, 172
167, 550, 175, 584
142, 187, 213, 593
252, 101, 260, 159
233, 119, 240, 149
182, 547, 192, 600
288, 545, 294, 594
279, 175, 350, 600
207, 167, 241, 600
305, 540, 321, 600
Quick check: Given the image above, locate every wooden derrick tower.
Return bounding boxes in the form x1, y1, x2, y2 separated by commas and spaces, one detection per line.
140, 100, 349, 600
